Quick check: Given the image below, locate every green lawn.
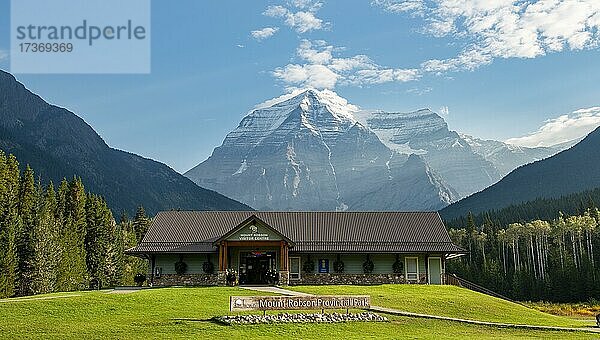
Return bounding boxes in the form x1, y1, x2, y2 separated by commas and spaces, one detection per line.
288, 284, 595, 328
0, 286, 596, 339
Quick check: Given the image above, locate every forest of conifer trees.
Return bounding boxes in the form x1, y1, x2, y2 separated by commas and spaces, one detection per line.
0, 151, 148, 298
447, 208, 600, 302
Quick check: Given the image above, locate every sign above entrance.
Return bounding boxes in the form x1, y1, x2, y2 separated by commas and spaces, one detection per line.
239, 225, 269, 241
226, 224, 282, 242
229, 295, 371, 312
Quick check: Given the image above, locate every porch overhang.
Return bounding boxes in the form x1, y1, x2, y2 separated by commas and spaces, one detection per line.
212, 214, 295, 247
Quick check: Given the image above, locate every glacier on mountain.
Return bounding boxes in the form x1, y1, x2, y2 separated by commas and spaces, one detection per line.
185, 89, 564, 211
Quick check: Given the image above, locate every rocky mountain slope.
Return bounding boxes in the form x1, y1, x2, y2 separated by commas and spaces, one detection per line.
0, 70, 251, 215
441, 127, 600, 220
186, 89, 456, 211
354, 110, 563, 198
186, 89, 560, 211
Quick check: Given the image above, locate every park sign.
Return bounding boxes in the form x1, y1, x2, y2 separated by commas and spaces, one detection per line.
229, 295, 371, 312
226, 224, 282, 242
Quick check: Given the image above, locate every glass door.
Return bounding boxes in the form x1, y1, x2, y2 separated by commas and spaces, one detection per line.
428, 257, 442, 284
405, 257, 418, 282
289, 257, 301, 280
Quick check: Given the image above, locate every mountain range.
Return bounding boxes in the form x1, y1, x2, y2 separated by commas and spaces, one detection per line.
0, 70, 251, 215
3, 71, 586, 215
441, 126, 600, 220
185, 89, 565, 211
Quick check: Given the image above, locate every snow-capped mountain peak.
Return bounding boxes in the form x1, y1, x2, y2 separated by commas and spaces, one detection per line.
251, 88, 359, 127
185, 90, 566, 211
226, 88, 362, 151
254, 88, 359, 117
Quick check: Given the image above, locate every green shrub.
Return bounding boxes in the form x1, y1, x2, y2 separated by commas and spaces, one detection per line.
202, 261, 214, 274
174, 261, 187, 275
303, 257, 315, 273
334, 254, 344, 273
393, 255, 403, 274
134, 273, 146, 287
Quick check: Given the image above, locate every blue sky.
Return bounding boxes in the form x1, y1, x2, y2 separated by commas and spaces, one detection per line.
1, 0, 600, 173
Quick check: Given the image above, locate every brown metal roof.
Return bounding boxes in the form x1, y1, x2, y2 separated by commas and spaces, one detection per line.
125, 211, 465, 254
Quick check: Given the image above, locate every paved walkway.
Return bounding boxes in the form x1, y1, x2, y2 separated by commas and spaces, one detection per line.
369, 305, 600, 334
0, 294, 82, 303
106, 287, 145, 294
239, 286, 600, 334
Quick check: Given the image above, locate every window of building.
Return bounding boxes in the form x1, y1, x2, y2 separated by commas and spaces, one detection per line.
405, 257, 418, 282
289, 257, 301, 280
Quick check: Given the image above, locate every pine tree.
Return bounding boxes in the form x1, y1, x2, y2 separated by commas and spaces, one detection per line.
120, 218, 147, 286
16, 165, 36, 296
466, 212, 475, 263
100, 200, 121, 287
133, 206, 150, 243
0, 153, 147, 295
84, 194, 119, 288
119, 211, 129, 225
55, 178, 69, 225
0, 209, 20, 298
56, 178, 88, 291
85, 194, 105, 287
30, 182, 60, 294
0, 153, 21, 298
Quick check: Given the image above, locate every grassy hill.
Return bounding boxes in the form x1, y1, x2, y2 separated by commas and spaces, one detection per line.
0, 286, 596, 339
289, 285, 591, 327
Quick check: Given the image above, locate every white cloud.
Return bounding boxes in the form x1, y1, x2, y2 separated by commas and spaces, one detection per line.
264, 2, 328, 34
506, 107, 600, 147
254, 88, 313, 109
439, 106, 449, 117
376, 0, 600, 72
371, 0, 425, 14
0, 50, 8, 62
348, 68, 420, 84
286, 11, 324, 33
272, 39, 420, 89
329, 55, 372, 72
406, 86, 433, 95
296, 39, 332, 64
264, 5, 289, 18
421, 48, 493, 73
251, 27, 279, 41
273, 64, 339, 90
290, 0, 322, 10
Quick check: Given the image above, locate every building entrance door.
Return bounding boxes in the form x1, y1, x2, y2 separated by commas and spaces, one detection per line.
428, 257, 442, 284
239, 251, 275, 285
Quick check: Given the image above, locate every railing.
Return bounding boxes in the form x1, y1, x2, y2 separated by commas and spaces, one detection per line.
443, 273, 518, 304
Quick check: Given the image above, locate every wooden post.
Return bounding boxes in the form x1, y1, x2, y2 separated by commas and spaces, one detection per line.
442, 254, 446, 285
281, 242, 289, 271
218, 243, 224, 271
280, 241, 285, 271
223, 241, 228, 270
150, 255, 156, 285
285, 245, 289, 271
425, 255, 429, 284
